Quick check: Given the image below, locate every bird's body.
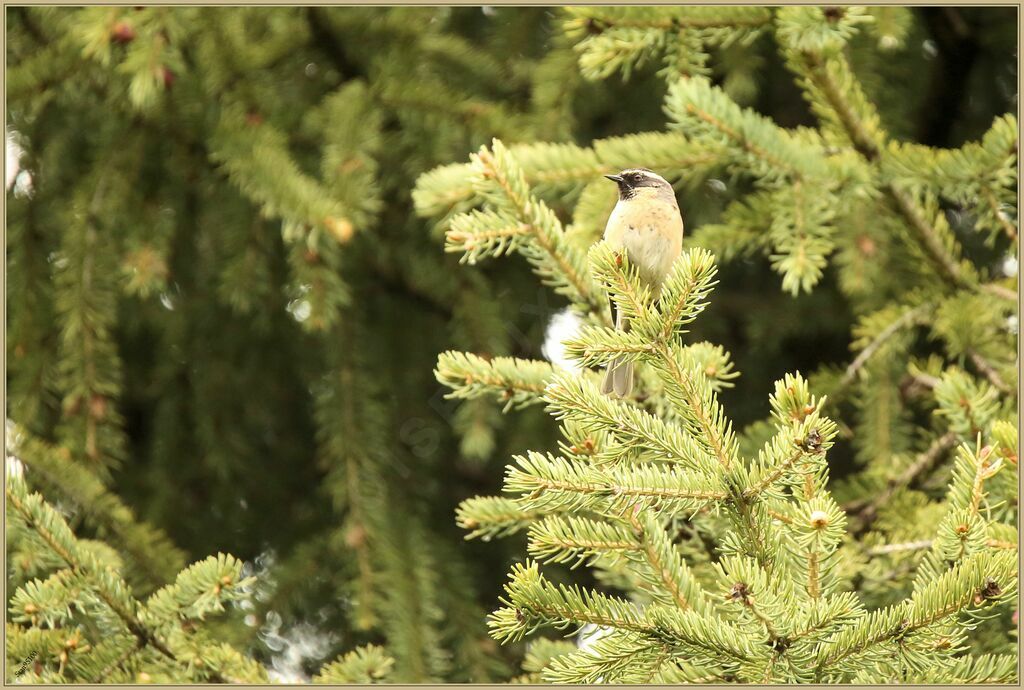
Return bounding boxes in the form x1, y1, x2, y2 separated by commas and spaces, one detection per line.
601, 169, 684, 397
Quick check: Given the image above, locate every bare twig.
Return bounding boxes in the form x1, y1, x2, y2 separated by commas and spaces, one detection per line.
866, 539, 933, 557
840, 306, 926, 389
967, 349, 1013, 395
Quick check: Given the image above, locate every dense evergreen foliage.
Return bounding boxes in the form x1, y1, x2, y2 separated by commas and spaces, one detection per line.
6, 5, 1017, 683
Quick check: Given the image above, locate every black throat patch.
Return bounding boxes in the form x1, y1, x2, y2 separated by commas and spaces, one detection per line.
618, 185, 639, 201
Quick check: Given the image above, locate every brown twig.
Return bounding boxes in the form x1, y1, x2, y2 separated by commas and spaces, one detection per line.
967, 349, 1013, 395
840, 306, 926, 390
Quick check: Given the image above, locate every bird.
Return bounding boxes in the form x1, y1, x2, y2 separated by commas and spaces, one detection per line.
600, 168, 684, 398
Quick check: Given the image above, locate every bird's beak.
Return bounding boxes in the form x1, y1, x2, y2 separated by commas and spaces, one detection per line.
604, 174, 624, 183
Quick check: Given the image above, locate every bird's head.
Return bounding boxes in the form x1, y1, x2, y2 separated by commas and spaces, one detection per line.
604, 168, 673, 202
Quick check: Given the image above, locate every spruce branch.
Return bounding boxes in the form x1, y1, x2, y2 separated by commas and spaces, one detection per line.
665, 77, 828, 184
436, 351, 555, 411
469, 139, 608, 322
651, 345, 738, 472
544, 372, 714, 470
742, 448, 810, 500
565, 6, 772, 33
646, 605, 764, 669
313, 645, 395, 684
815, 550, 1017, 674
779, 37, 992, 298
933, 369, 1002, 440
630, 512, 712, 614
966, 349, 1013, 395
845, 431, 958, 532
512, 638, 578, 683
588, 245, 738, 471
542, 630, 672, 684
90, 636, 144, 683
865, 540, 935, 557
906, 652, 1018, 684
490, 561, 653, 643
414, 133, 723, 218
841, 302, 929, 387
445, 210, 532, 263
505, 451, 728, 516
11, 428, 185, 591
5, 480, 219, 681
210, 103, 356, 239
882, 114, 1018, 243
562, 7, 772, 82
527, 515, 640, 569
457, 496, 547, 541
55, 192, 127, 474
887, 185, 976, 292
571, 245, 744, 479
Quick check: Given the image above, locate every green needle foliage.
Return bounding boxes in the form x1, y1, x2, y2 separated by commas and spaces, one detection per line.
6, 434, 395, 684
419, 6, 1017, 684
427, 140, 1017, 682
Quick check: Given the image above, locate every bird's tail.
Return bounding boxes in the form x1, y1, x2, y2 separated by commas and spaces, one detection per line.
601, 358, 633, 398
600, 304, 633, 397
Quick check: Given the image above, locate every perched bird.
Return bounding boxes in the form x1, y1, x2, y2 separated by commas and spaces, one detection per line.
600, 168, 684, 397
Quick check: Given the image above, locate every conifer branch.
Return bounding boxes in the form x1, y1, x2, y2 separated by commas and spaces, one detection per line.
816, 550, 1016, 673
506, 452, 729, 516
544, 373, 713, 470
886, 186, 973, 290
415, 134, 724, 218
630, 513, 711, 614
655, 349, 736, 472
491, 562, 654, 642
683, 105, 801, 182
788, 49, 980, 295
543, 631, 672, 684
12, 429, 185, 590
840, 305, 927, 389
742, 448, 808, 500
471, 141, 608, 322
846, 432, 958, 531
313, 645, 394, 684
437, 351, 555, 411
5, 483, 220, 681
528, 515, 639, 568
646, 606, 762, 667
980, 186, 1018, 241
457, 496, 548, 541
866, 540, 934, 557
966, 349, 1012, 395
93, 637, 144, 683
567, 6, 772, 32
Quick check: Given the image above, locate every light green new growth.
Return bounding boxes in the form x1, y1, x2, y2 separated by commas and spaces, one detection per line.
6, 471, 265, 683
313, 644, 395, 684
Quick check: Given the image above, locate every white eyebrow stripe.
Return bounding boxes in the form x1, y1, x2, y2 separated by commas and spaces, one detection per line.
622, 169, 669, 185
